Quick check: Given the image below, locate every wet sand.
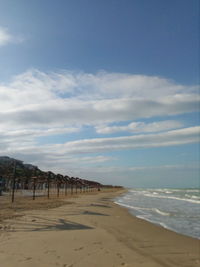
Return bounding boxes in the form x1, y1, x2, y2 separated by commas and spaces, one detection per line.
0, 189, 199, 267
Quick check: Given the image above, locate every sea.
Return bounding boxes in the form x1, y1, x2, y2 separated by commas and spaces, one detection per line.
115, 188, 200, 239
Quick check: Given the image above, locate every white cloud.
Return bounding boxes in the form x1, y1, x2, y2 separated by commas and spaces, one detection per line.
0, 27, 12, 46
1, 126, 199, 158
0, 126, 81, 149
53, 126, 200, 154
0, 26, 23, 46
0, 69, 199, 131
82, 163, 200, 174
95, 120, 183, 134
2, 126, 80, 138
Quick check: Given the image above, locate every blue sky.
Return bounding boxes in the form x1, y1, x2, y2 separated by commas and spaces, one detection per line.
0, 0, 199, 187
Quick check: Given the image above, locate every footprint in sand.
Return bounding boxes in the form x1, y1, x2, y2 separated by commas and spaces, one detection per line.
74, 247, 84, 251
44, 249, 56, 254
3, 225, 11, 231
93, 241, 101, 245
117, 252, 123, 259
25, 257, 32, 261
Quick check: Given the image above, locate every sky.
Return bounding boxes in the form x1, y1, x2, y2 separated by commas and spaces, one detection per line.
0, 0, 199, 188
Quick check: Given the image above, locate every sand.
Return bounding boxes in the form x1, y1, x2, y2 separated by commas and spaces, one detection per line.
0, 189, 199, 267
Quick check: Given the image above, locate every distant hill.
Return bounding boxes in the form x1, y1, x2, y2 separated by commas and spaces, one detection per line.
0, 156, 42, 178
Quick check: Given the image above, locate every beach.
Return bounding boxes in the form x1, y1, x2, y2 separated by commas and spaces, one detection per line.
0, 189, 199, 267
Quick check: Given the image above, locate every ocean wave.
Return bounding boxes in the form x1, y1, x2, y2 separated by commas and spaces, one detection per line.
185, 194, 200, 200
153, 208, 170, 216
116, 189, 200, 239
123, 196, 132, 200
115, 201, 171, 217
185, 189, 200, 193
136, 215, 170, 230
143, 193, 200, 204
191, 195, 200, 199
131, 187, 199, 197
114, 201, 136, 210
114, 202, 152, 215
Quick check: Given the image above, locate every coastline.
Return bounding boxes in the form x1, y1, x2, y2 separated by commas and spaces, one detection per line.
114, 187, 200, 240
0, 189, 199, 267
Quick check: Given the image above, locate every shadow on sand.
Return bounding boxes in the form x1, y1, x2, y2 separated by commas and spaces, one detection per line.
90, 203, 111, 208
82, 210, 109, 216
4, 216, 93, 232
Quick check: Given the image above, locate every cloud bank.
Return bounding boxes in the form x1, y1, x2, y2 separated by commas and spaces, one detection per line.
0, 69, 199, 131
0, 69, 199, 180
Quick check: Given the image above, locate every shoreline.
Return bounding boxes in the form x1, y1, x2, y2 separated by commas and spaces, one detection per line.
114, 188, 200, 241
0, 189, 199, 267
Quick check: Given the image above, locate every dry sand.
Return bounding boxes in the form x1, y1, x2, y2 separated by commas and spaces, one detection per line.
0, 189, 199, 267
